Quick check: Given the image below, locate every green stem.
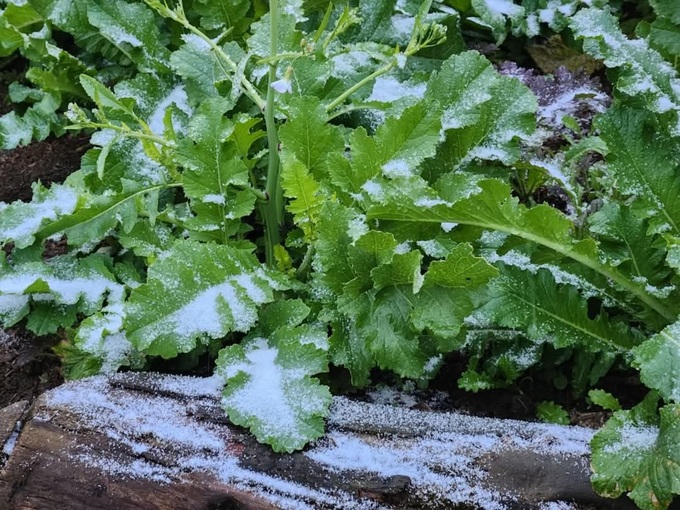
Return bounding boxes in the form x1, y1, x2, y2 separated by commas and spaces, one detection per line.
66, 123, 172, 147
296, 245, 315, 278
264, 0, 282, 267
147, 1, 265, 111
326, 60, 396, 112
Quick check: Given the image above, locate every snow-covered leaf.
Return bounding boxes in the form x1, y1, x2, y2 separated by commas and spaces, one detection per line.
595, 106, 680, 236
0, 254, 123, 327
591, 397, 680, 510
571, 8, 680, 134
0, 183, 78, 248
634, 320, 680, 403
125, 240, 286, 357
216, 335, 331, 453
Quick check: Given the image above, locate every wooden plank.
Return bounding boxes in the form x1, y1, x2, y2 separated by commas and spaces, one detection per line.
0, 372, 638, 510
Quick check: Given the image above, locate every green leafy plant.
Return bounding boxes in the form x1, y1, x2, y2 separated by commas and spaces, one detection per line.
1, 0, 680, 507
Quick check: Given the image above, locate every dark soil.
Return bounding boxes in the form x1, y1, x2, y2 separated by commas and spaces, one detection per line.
0, 132, 91, 203
0, 327, 63, 409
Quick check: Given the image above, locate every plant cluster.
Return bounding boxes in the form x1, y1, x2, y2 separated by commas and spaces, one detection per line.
1, 0, 680, 507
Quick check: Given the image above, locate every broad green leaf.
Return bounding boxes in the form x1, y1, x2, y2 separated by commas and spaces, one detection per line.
571, 8, 680, 134
349, 288, 428, 379
281, 156, 324, 242
0, 183, 78, 249
428, 73, 536, 171
313, 202, 356, 295
589, 203, 669, 286
591, 399, 680, 510
329, 317, 374, 387
371, 250, 423, 291
634, 320, 680, 403
664, 235, 680, 274
536, 401, 570, 425
589, 389, 622, 412
367, 178, 678, 322
176, 98, 253, 239
410, 244, 498, 343
258, 299, 311, 336
74, 297, 132, 375
25, 302, 78, 335
334, 102, 442, 194
650, 0, 680, 24
278, 96, 344, 180
79, 75, 138, 120
216, 335, 331, 453
125, 240, 285, 357
647, 18, 680, 59
170, 39, 245, 101
595, 107, 680, 236
426, 51, 498, 132
87, 0, 170, 74
348, 230, 398, 285
476, 264, 639, 351
118, 220, 173, 259
0, 95, 60, 149
193, 0, 250, 31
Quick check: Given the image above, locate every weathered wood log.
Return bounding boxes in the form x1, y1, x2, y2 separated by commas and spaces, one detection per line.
0, 372, 638, 510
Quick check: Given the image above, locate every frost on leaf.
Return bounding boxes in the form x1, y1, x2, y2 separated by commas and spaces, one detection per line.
125, 241, 287, 358
634, 320, 680, 403
0, 254, 123, 328
591, 397, 680, 510
476, 264, 639, 352
595, 106, 680, 236
424, 52, 537, 171
571, 8, 680, 134
216, 335, 331, 453
0, 183, 78, 249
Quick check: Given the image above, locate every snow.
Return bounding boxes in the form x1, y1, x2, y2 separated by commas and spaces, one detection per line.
381, 158, 412, 178
391, 14, 415, 40
331, 50, 372, 77
416, 239, 449, 258
39, 373, 597, 509
172, 279, 260, 335
182, 33, 211, 53
361, 179, 385, 202
483, 0, 523, 17
99, 26, 142, 48
147, 85, 192, 136
221, 338, 299, 436
602, 423, 658, 458
394, 241, 411, 255
368, 76, 426, 103
347, 213, 369, 241
2, 419, 21, 456
0, 185, 78, 245
48, 0, 72, 25
440, 222, 457, 232
0, 271, 123, 309
413, 197, 450, 208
